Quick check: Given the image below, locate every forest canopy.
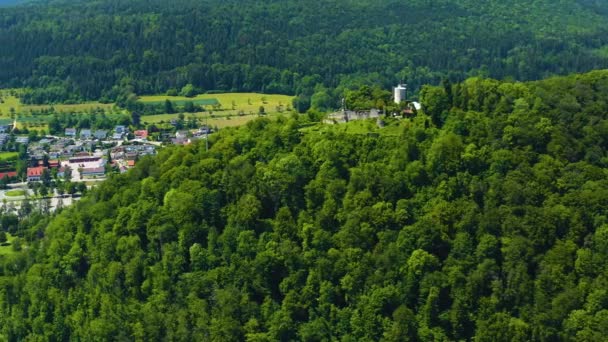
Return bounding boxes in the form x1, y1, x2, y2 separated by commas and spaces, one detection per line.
1, 0, 608, 106
1, 70, 608, 340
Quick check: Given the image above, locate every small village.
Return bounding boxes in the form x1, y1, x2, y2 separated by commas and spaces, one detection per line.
0, 122, 213, 212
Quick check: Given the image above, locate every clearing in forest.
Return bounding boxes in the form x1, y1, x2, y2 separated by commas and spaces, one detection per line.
139, 93, 294, 115
0, 92, 20, 117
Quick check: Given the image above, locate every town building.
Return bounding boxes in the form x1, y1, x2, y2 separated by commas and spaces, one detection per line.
0, 171, 17, 180
81, 167, 105, 178
27, 166, 47, 182
80, 129, 92, 139
65, 128, 77, 137
94, 130, 108, 140
15, 136, 29, 144
134, 130, 148, 139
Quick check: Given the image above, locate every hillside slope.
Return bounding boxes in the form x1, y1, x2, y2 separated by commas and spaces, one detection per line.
1, 70, 608, 340
1, 0, 608, 105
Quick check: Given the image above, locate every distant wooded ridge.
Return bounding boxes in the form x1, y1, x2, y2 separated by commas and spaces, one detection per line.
1, 0, 608, 110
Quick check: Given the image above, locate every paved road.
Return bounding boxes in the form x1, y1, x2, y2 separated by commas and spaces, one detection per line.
0, 188, 29, 201
0, 189, 81, 213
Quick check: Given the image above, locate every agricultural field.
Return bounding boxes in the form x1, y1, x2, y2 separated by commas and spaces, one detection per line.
1, 91, 115, 115
142, 112, 279, 129
139, 93, 294, 116
139, 93, 295, 129
22, 102, 115, 113
0, 90, 118, 130
1, 90, 295, 130
0, 91, 20, 117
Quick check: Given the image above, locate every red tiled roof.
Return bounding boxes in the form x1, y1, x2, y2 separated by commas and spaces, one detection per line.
134, 130, 148, 138
27, 166, 46, 177
0, 171, 17, 179
127, 160, 136, 167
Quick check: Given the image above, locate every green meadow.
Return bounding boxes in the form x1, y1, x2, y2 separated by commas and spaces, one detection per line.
139, 93, 294, 115
0, 152, 19, 161
23, 102, 114, 113
0, 91, 20, 117
1, 90, 296, 130
0, 232, 18, 256
142, 112, 280, 129
139, 92, 295, 128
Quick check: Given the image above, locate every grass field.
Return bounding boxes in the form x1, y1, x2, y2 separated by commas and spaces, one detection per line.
1, 91, 114, 115
142, 98, 220, 106
0, 152, 18, 161
142, 112, 279, 129
5, 189, 25, 197
0, 232, 17, 256
139, 93, 295, 129
22, 102, 115, 113
139, 93, 294, 116
303, 117, 406, 137
0, 90, 294, 130
0, 92, 20, 117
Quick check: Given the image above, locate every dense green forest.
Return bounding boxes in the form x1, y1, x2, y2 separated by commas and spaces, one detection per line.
1, 70, 608, 340
2, 0, 608, 108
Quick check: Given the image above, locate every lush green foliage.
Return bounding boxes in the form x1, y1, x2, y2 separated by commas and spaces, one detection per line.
1, 70, 608, 340
2, 0, 608, 107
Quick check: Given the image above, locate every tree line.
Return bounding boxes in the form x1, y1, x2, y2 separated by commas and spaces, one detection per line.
1, 0, 608, 111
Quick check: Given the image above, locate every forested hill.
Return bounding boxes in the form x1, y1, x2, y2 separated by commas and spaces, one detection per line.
2, 0, 608, 105
2, 70, 608, 340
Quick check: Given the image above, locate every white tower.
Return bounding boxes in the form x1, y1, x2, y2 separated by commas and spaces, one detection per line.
394, 84, 407, 104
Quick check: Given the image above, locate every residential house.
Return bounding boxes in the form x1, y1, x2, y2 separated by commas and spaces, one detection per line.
30, 150, 45, 161
0, 171, 17, 180
65, 145, 83, 155
125, 152, 138, 160
134, 130, 148, 139
65, 128, 77, 137
94, 130, 108, 140
0, 133, 9, 145
172, 137, 190, 145
15, 136, 29, 144
80, 129, 92, 139
115, 125, 127, 134
27, 166, 47, 182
